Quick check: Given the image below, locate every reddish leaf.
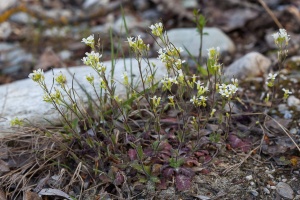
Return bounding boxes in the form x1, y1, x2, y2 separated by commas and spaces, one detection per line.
159, 141, 172, 151
162, 168, 174, 178
194, 150, 209, 157
156, 178, 168, 190
228, 134, 251, 152
178, 167, 195, 177
114, 172, 124, 186
185, 157, 200, 167
128, 149, 137, 161
201, 168, 210, 175
175, 174, 192, 191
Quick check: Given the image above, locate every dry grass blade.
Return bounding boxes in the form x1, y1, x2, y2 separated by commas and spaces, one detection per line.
267, 115, 300, 153
257, 0, 283, 28
222, 145, 260, 174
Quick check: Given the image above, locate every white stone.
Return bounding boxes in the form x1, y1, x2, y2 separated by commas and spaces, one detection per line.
263, 188, 270, 194
276, 182, 294, 199
154, 27, 235, 57
0, 58, 167, 137
182, 0, 198, 9
287, 96, 300, 107
250, 190, 259, 196
224, 52, 271, 80
83, 0, 109, 9
246, 175, 253, 180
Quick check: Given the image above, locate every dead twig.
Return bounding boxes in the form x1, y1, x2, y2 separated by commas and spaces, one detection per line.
257, 0, 283, 28
222, 145, 260, 175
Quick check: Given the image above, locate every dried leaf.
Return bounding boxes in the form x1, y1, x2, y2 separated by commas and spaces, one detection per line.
0, 160, 9, 174
33, 173, 50, 193
38, 188, 72, 200
128, 149, 137, 161
114, 172, 125, 186
151, 164, 162, 176
0, 188, 6, 200
156, 178, 168, 190
162, 167, 174, 178
24, 190, 42, 200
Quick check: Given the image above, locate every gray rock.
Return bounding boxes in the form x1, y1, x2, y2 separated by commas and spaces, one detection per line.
182, 0, 198, 9
223, 52, 271, 80
10, 12, 37, 24
287, 96, 300, 107
133, 0, 150, 11
0, 43, 17, 52
0, 47, 33, 75
0, 0, 17, 12
58, 50, 72, 61
276, 182, 294, 199
0, 58, 168, 137
0, 22, 12, 39
83, 0, 109, 9
113, 15, 139, 35
154, 27, 235, 58
141, 9, 161, 21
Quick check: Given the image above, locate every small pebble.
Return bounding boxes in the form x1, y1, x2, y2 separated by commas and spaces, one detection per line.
270, 186, 277, 190
263, 188, 270, 194
267, 174, 274, 179
250, 190, 259, 197
246, 175, 253, 180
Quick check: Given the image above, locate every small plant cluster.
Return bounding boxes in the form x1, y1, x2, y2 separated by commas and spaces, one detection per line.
10, 13, 293, 197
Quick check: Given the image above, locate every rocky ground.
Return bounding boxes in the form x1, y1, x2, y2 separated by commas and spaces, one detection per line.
0, 0, 300, 199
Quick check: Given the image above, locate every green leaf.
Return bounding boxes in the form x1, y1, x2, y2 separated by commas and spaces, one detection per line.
131, 163, 144, 173
144, 165, 151, 175
169, 157, 184, 168
150, 176, 160, 183
183, 46, 207, 76
136, 145, 144, 160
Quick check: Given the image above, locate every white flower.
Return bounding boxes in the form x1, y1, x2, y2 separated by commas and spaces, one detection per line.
127, 35, 149, 52
272, 29, 290, 46
28, 69, 45, 82
85, 74, 94, 84
282, 88, 292, 100
207, 47, 220, 60
149, 22, 163, 37
282, 88, 292, 94
81, 35, 94, 46
219, 83, 238, 99
82, 51, 102, 67
190, 96, 198, 105
231, 78, 238, 86
127, 37, 134, 47
267, 73, 277, 80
